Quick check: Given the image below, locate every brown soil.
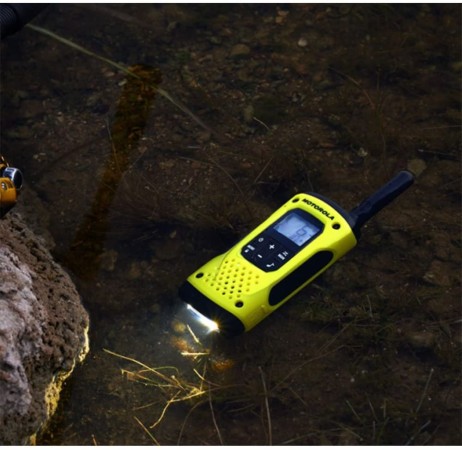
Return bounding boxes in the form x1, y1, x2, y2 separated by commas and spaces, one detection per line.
1, 3, 460, 445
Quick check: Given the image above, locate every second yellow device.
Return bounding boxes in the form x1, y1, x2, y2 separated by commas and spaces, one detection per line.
179, 171, 414, 336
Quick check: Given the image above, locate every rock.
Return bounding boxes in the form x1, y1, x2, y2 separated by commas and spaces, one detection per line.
297, 37, 308, 47
243, 104, 255, 123
0, 211, 89, 445
423, 259, 453, 287
407, 158, 427, 177
405, 330, 436, 350
230, 43, 251, 58
100, 249, 118, 272
152, 236, 182, 261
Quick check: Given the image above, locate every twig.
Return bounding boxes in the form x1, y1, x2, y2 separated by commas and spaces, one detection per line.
272, 344, 345, 392
368, 398, 378, 422
186, 324, 201, 345
181, 351, 209, 358
273, 324, 351, 391
208, 385, 224, 444
252, 116, 270, 131
329, 67, 387, 157
177, 155, 253, 218
177, 401, 203, 445
345, 399, 363, 424
259, 366, 272, 445
253, 155, 275, 185
25, 24, 213, 135
150, 392, 181, 429
416, 367, 434, 414
134, 415, 160, 445
103, 348, 180, 385
405, 419, 432, 445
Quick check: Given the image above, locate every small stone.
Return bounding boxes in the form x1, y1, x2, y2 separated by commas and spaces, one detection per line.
5, 126, 34, 140
127, 261, 143, 279
406, 330, 436, 349
152, 238, 181, 261
338, 429, 360, 446
423, 259, 452, 286
21, 100, 44, 119
171, 320, 186, 334
149, 303, 161, 315
243, 104, 254, 123
100, 249, 118, 272
407, 158, 427, 177
297, 37, 308, 47
230, 43, 250, 58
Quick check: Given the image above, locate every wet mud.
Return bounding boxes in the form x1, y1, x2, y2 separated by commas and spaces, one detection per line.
1, 4, 460, 445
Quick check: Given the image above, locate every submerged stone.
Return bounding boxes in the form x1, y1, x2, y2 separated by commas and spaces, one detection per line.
0, 210, 89, 445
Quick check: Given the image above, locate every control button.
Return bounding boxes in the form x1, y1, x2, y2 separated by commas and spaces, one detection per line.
255, 251, 265, 261
260, 238, 281, 256
276, 250, 291, 262
242, 243, 257, 256
242, 235, 268, 259
242, 234, 294, 271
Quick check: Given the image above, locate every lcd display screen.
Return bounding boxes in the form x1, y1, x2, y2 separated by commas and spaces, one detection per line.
273, 211, 321, 246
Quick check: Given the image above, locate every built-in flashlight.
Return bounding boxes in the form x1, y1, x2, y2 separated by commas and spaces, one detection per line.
186, 304, 220, 334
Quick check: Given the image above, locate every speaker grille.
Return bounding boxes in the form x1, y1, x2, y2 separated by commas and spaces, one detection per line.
197, 258, 261, 303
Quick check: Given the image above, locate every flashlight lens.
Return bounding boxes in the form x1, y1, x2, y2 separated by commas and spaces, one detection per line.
186, 304, 219, 333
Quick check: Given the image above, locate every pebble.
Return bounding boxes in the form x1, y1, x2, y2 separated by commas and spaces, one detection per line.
149, 303, 161, 315
406, 330, 436, 349
5, 126, 34, 140
407, 158, 427, 177
127, 261, 147, 279
230, 43, 250, 58
171, 320, 186, 334
243, 104, 254, 123
297, 37, 308, 47
21, 99, 44, 118
423, 259, 452, 286
100, 249, 118, 272
152, 238, 181, 261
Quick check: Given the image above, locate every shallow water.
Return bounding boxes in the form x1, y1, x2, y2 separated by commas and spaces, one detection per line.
1, 4, 461, 445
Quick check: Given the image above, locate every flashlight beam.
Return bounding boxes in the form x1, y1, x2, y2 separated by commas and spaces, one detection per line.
186, 304, 219, 334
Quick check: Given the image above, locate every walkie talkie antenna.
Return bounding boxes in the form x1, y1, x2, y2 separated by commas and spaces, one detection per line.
349, 170, 415, 237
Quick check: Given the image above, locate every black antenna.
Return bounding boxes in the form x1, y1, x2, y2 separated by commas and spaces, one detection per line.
0, 4, 47, 39
350, 170, 415, 237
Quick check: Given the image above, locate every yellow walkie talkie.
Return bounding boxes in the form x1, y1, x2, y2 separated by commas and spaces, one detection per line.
179, 171, 414, 336
0, 156, 23, 218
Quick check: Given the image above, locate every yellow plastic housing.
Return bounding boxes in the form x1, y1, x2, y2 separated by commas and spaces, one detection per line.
182, 193, 358, 334
0, 178, 17, 218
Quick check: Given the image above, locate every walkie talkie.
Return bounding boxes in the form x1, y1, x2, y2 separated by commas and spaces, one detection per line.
179, 171, 414, 336
0, 156, 23, 218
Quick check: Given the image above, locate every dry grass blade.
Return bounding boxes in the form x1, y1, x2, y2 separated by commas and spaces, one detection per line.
25, 24, 213, 135
134, 415, 160, 445
415, 367, 434, 414
259, 366, 272, 445
271, 323, 352, 393
209, 386, 224, 445
150, 392, 181, 429
103, 349, 180, 385
104, 349, 210, 429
